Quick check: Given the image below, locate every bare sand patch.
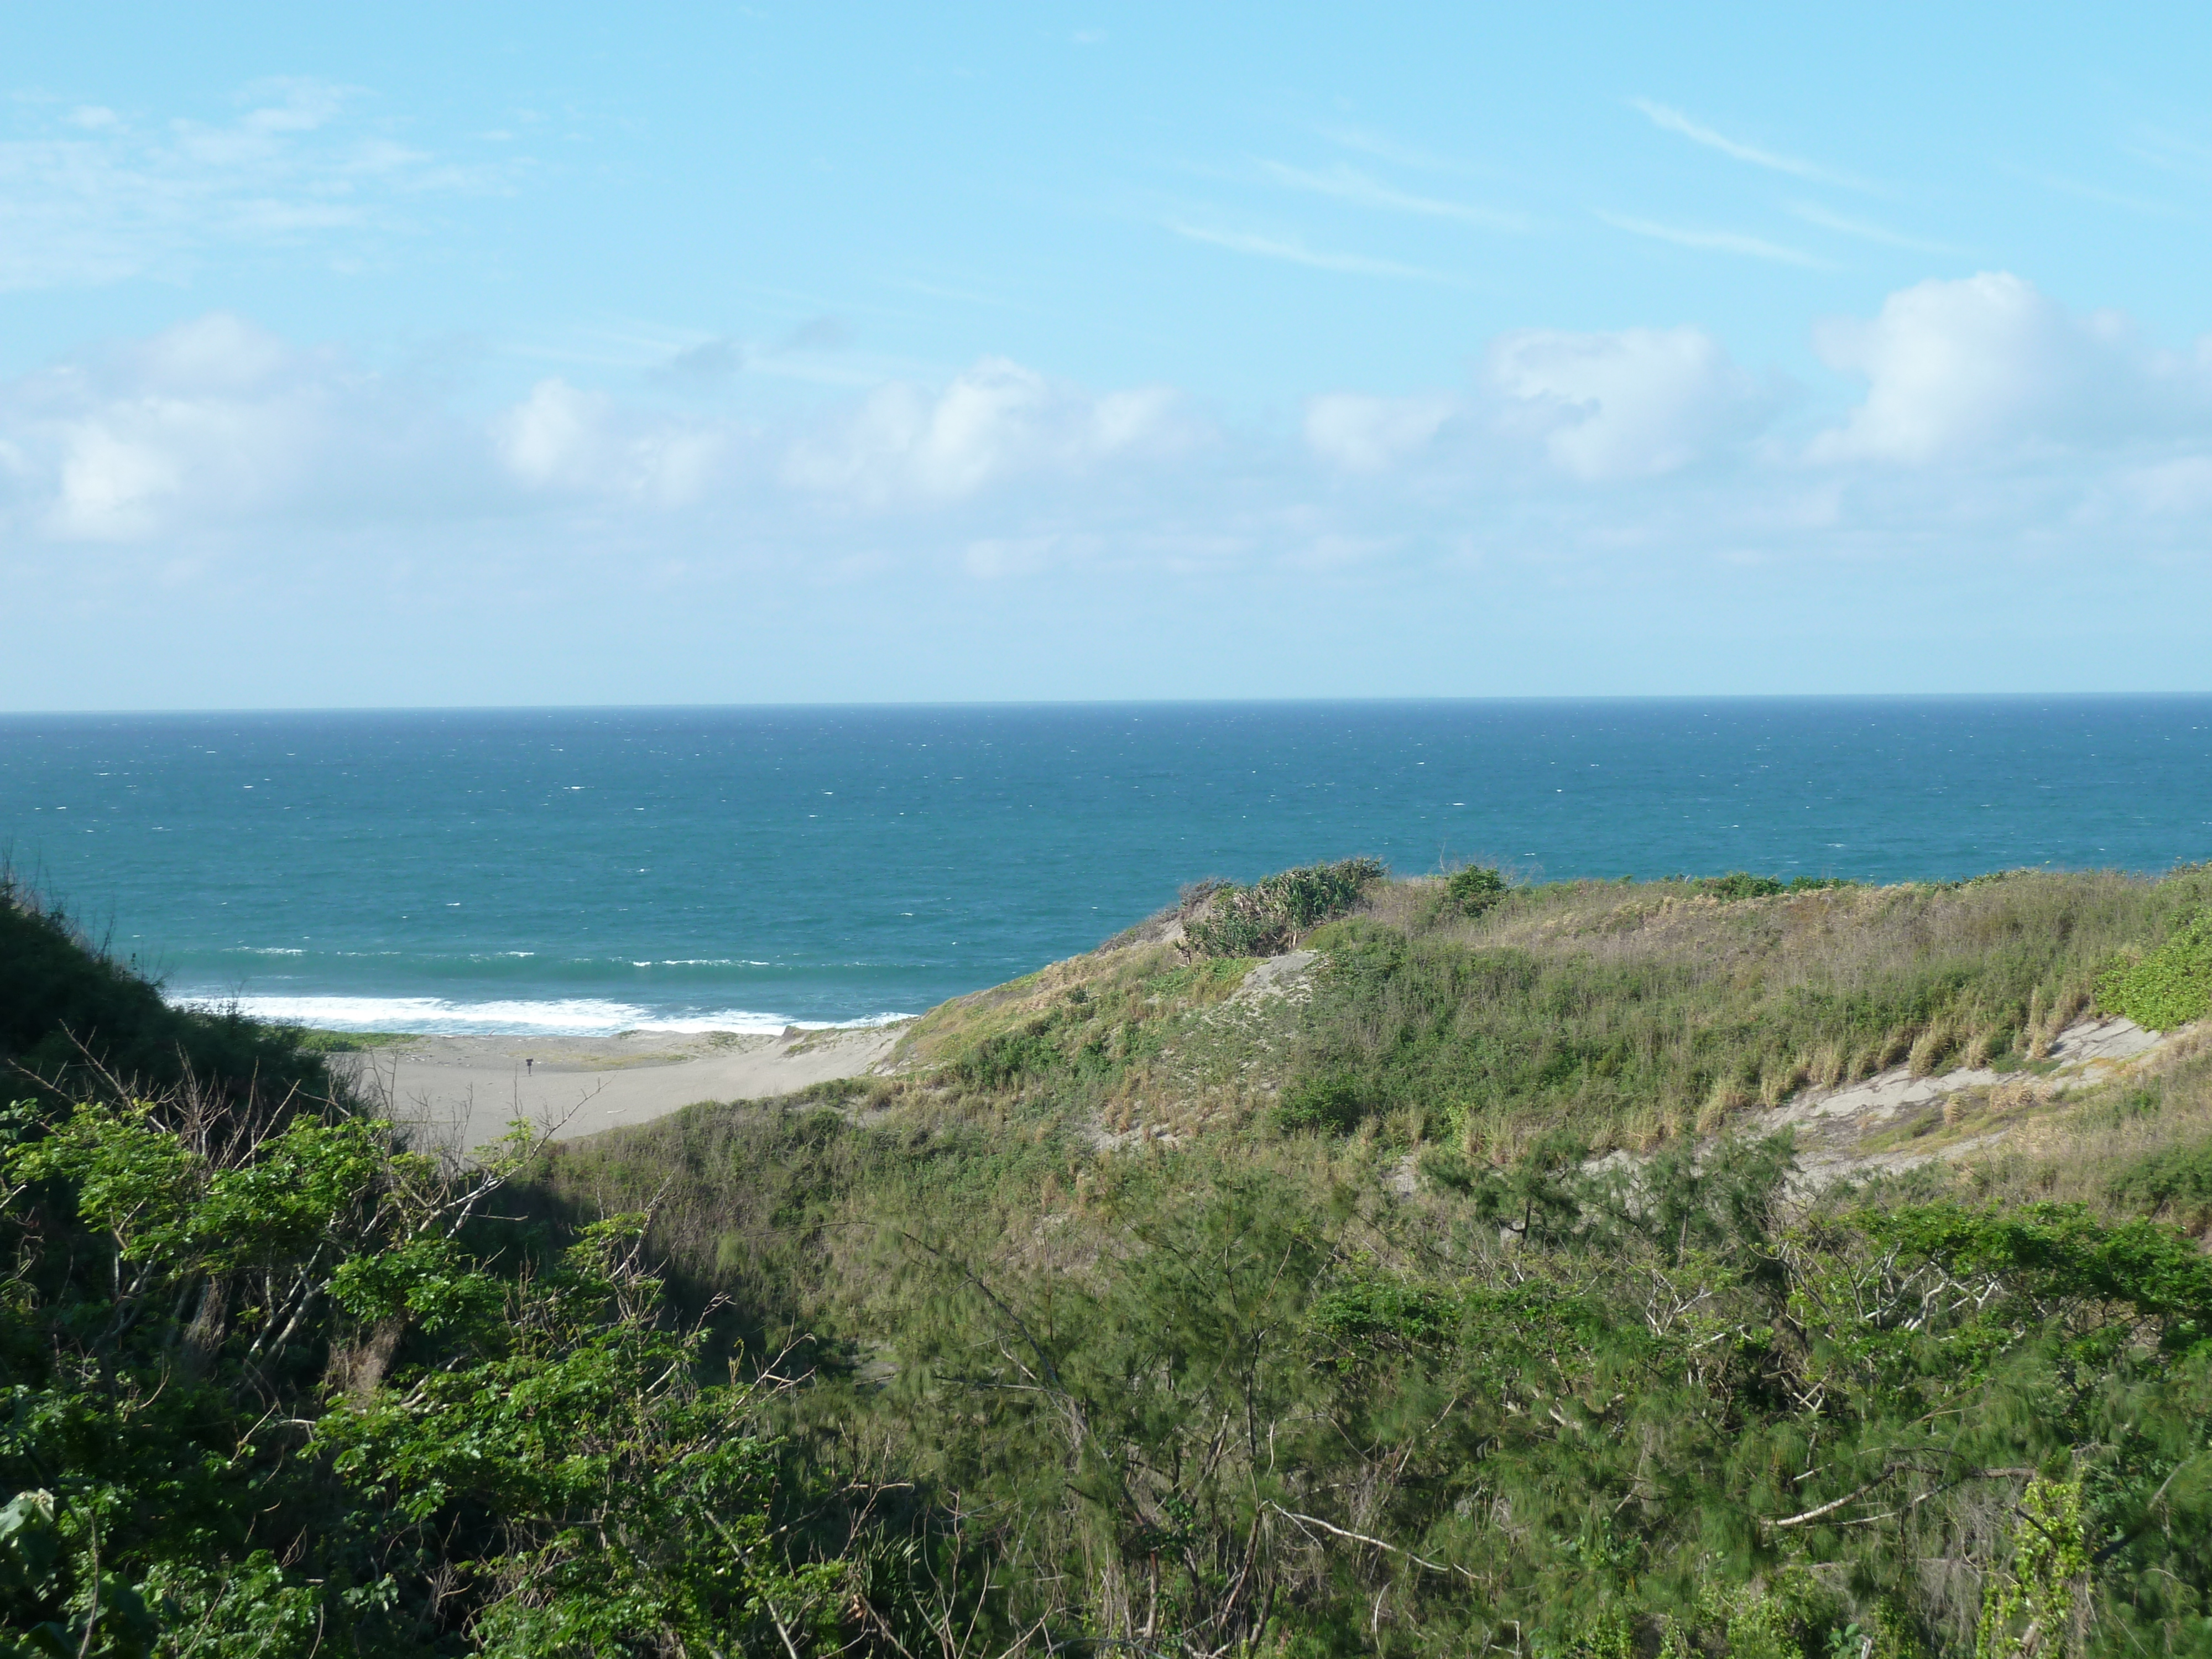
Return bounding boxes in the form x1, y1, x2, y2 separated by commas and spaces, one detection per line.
1770, 1014, 2188, 1184
336, 1023, 909, 1156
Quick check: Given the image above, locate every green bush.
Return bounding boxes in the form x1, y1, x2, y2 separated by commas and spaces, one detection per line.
950, 1026, 1065, 1089
1447, 863, 1509, 916
1693, 873, 1856, 901
2107, 1137, 2212, 1225
1699, 872, 1787, 900
1273, 1071, 1370, 1133
1184, 857, 1385, 958
2098, 909, 2212, 1030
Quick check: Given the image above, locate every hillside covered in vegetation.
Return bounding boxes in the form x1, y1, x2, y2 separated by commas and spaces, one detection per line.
7, 863, 2212, 1657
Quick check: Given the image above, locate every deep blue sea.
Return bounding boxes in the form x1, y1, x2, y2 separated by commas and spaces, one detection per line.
3, 700, 2209, 1034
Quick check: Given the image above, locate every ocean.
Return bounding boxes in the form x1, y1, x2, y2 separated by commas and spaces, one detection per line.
3, 698, 2209, 1035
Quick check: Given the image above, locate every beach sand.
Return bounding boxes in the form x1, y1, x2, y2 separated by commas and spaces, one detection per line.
333, 1024, 909, 1156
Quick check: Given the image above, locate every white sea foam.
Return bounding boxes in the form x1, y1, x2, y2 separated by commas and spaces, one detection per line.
170, 994, 914, 1037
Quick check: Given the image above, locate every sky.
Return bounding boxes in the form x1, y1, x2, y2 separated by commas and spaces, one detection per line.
6, 1, 2212, 708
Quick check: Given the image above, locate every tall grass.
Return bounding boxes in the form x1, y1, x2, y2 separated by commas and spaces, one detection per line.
1285, 868, 2212, 1155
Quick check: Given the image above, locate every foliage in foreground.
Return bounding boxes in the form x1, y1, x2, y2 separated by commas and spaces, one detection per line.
957, 1155, 2212, 1657
545, 1100, 2212, 1659
0, 1096, 841, 1657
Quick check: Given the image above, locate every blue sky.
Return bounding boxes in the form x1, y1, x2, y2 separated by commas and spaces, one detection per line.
6, 1, 2212, 707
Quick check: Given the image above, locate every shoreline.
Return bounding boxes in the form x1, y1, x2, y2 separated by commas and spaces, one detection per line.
328, 1022, 910, 1154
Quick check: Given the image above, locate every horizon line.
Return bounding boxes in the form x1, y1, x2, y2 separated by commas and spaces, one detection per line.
6, 690, 2212, 719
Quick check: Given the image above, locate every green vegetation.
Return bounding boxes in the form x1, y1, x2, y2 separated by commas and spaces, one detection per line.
0, 874, 328, 1109
1444, 863, 1507, 915
1182, 857, 1385, 958
2109, 1139, 2212, 1228
1694, 872, 1859, 900
534, 1098, 2212, 1659
9, 864, 2212, 1656
1, 1096, 842, 1657
2099, 909, 2212, 1030
1287, 867, 2212, 1151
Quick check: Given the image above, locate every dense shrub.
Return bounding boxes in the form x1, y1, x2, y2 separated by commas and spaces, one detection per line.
1183, 857, 1385, 958
2098, 909, 2212, 1030
1445, 863, 1507, 916
1694, 873, 1856, 901
950, 1026, 1065, 1089
1272, 1070, 1370, 1133
1698, 871, 1788, 900
2108, 1135, 2212, 1227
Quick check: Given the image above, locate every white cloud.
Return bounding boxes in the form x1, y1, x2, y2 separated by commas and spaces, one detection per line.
15, 289, 2212, 619
1305, 326, 1768, 483
128, 310, 295, 390
27, 315, 340, 538
1785, 202, 1962, 254
1807, 272, 2203, 464
784, 357, 1187, 504
494, 379, 609, 488
51, 424, 185, 540
0, 313, 479, 541
1305, 392, 1458, 472
491, 378, 732, 505
0, 322, 1200, 546
1489, 326, 1765, 480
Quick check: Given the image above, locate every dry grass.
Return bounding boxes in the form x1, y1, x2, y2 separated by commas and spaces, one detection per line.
893, 938, 1230, 1070
1443, 872, 2171, 1009
1955, 1027, 2212, 1221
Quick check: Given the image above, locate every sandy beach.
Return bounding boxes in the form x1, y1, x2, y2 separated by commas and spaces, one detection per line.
333, 1023, 910, 1156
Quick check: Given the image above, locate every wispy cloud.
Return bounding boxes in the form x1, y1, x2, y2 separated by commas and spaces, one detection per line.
1166, 223, 1454, 281
1598, 212, 1825, 268
1312, 123, 1491, 178
2012, 168, 2192, 220
1257, 160, 1529, 231
0, 79, 508, 291
1630, 98, 1876, 192
1786, 201, 1963, 255
2121, 127, 2212, 182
